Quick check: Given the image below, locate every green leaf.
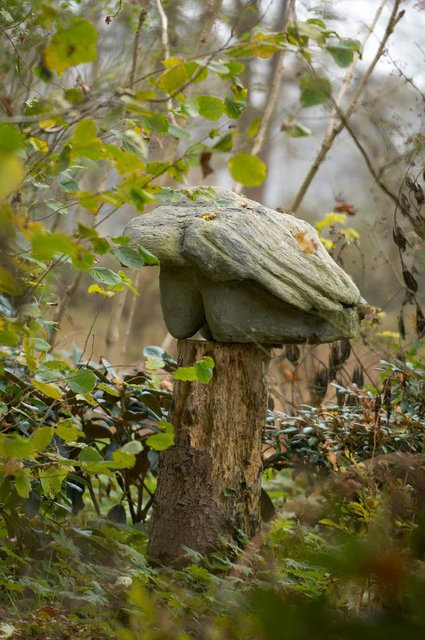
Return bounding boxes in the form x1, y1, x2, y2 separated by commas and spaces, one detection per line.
326, 39, 362, 67
0, 434, 34, 459
44, 18, 98, 74
15, 468, 32, 499
146, 422, 174, 451
173, 365, 198, 382
137, 245, 159, 265
0, 153, 24, 200
0, 266, 22, 296
0, 330, 19, 346
139, 113, 169, 135
173, 357, 214, 384
111, 449, 136, 469
31, 230, 77, 261
65, 87, 85, 105
196, 96, 224, 121
111, 246, 144, 269
58, 173, 79, 193
78, 446, 102, 462
224, 95, 246, 119
247, 117, 261, 137
281, 116, 312, 137
67, 369, 97, 394
168, 123, 191, 138
228, 152, 267, 187
121, 441, 143, 454
287, 21, 325, 43
97, 383, 120, 397
299, 73, 331, 107
130, 187, 156, 211
213, 132, 234, 152
56, 419, 81, 442
39, 466, 68, 498
33, 338, 51, 351
90, 266, 122, 286
194, 361, 214, 384
31, 426, 54, 452
72, 247, 95, 271
0, 124, 23, 152
158, 61, 190, 94
77, 191, 99, 213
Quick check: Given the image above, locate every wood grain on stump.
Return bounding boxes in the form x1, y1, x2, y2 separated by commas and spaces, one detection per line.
147, 339, 271, 566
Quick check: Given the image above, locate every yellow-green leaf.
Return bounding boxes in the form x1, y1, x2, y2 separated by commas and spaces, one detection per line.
39, 466, 68, 498
15, 468, 32, 498
44, 18, 98, 74
56, 419, 81, 442
196, 96, 224, 121
0, 266, 22, 295
0, 153, 24, 201
88, 284, 114, 297
228, 152, 267, 187
31, 379, 62, 400
31, 426, 54, 452
158, 62, 190, 94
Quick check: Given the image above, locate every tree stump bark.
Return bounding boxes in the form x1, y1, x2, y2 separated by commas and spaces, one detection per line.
147, 339, 271, 566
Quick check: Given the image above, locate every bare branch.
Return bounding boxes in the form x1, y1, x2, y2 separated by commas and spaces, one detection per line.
234, 0, 295, 194
291, 0, 404, 212
155, 0, 170, 60
130, 1, 150, 87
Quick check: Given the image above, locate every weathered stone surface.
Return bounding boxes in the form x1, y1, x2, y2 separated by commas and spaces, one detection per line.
124, 188, 367, 344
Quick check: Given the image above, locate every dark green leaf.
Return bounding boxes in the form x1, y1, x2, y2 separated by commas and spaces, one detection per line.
299, 73, 332, 107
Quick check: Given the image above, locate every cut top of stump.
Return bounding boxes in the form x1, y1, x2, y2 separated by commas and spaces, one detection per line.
124, 188, 367, 345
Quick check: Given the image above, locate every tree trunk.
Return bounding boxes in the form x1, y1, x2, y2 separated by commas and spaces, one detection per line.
147, 339, 271, 566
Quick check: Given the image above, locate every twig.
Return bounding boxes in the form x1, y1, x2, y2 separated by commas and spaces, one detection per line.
154, 0, 177, 124
291, 0, 404, 212
234, 0, 295, 194
323, 0, 388, 142
87, 476, 102, 517
129, 1, 149, 87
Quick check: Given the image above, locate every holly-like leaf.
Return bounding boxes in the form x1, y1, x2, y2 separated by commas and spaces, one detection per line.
228, 152, 267, 187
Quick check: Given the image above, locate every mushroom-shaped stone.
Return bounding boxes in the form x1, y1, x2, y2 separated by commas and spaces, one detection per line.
124, 188, 366, 344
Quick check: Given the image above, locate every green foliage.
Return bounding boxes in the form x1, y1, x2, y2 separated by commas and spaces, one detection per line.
2, 2, 421, 637
299, 73, 332, 107
228, 152, 267, 186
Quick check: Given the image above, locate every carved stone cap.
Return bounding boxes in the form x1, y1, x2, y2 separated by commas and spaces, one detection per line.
124, 188, 367, 344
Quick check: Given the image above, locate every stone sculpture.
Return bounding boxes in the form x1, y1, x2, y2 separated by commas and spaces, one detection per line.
124, 188, 366, 345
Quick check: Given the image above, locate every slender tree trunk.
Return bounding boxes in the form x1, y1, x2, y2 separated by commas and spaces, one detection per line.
147, 339, 271, 566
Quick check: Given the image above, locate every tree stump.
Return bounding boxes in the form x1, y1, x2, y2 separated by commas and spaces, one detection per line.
147, 339, 271, 566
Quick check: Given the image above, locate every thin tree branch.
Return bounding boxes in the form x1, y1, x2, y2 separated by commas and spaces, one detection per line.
129, 1, 149, 87
155, 0, 170, 60
291, 0, 404, 212
323, 0, 388, 141
234, 0, 295, 194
